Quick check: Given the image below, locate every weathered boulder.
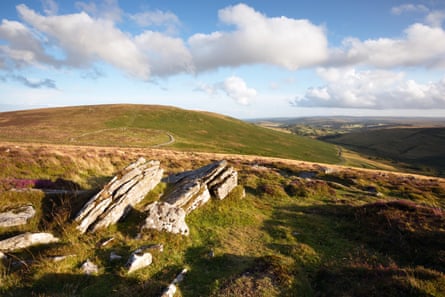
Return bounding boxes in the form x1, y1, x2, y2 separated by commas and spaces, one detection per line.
140, 202, 189, 235
75, 158, 163, 233
140, 160, 238, 236
163, 160, 237, 210
0, 232, 59, 252
0, 205, 36, 228
126, 249, 152, 273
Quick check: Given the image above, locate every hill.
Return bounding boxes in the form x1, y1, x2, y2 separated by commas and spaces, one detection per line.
0, 104, 339, 164
323, 127, 445, 176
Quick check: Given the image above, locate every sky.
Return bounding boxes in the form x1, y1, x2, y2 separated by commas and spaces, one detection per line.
0, 0, 445, 119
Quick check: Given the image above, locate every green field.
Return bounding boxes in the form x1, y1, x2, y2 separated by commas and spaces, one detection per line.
324, 127, 445, 176
0, 104, 339, 164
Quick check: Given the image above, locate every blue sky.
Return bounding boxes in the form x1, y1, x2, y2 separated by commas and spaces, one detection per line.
1, 0, 445, 118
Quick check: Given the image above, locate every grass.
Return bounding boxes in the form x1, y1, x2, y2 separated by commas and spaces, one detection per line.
0, 104, 340, 164
0, 144, 444, 296
324, 127, 445, 176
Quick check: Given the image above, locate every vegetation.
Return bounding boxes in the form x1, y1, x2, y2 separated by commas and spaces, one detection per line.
0, 145, 444, 296
323, 127, 445, 176
0, 105, 340, 164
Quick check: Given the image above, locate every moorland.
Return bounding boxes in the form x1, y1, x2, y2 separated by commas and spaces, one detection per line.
0, 105, 444, 297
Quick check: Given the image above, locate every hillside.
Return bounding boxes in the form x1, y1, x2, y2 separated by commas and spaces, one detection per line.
323, 127, 445, 176
0, 144, 444, 296
0, 104, 339, 164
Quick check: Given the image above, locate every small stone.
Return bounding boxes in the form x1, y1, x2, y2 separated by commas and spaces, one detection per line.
126, 250, 152, 274
81, 259, 98, 275
0, 205, 36, 228
140, 202, 189, 236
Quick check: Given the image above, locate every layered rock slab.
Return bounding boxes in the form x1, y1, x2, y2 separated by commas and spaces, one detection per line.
75, 157, 163, 233
141, 160, 238, 235
0, 205, 36, 228
0, 232, 59, 252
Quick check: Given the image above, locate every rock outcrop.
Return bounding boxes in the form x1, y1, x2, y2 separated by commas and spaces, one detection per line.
141, 202, 189, 235
0, 232, 59, 252
75, 158, 163, 233
0, 205, 36, 228
141, 160, 238, 235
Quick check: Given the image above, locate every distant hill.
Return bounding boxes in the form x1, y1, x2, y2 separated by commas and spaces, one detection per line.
323, 127, 445, 176
0, 104, 340, 164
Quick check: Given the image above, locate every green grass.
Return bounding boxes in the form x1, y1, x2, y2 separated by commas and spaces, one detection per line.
324, 127, 445, 176
0, 104, 340, 164
0, 135, 444, 296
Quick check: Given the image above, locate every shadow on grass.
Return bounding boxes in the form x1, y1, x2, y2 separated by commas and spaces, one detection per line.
181, 246, 255, 297
263, 200, 445, 296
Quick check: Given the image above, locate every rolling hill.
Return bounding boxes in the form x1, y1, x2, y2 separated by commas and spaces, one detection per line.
323, 127, 445, 176
0, 104, 340, 164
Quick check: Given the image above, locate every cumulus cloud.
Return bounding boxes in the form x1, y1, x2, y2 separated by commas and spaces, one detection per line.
0, 4, 193, 79
189, 3, 328, 71
391, 4, 429, 15
0, 19, 56, 68
195, 76, 257, 105
134, 31, 193, 76
292, 68, 445, 109
330, 23, 445, 68
221, 76, 257, 105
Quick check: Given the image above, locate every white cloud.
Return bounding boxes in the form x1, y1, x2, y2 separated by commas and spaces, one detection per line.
17, 4, 150, 78
0, 4, 192, 79
195, 76, 257, 105
293, 68, 445, 109
391, 4, 429, 15
221, 76, 257, 105
331, 23, 445, 68
0, 19, 55, 67
189, 3, 328, 71
134, 31, 193, 76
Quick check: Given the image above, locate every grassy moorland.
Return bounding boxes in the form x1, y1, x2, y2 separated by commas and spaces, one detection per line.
0, 105, 339, 164
323, 127, 445, 176
0, 145, 444, 296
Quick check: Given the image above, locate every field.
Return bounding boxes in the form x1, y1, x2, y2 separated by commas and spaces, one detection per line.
0, 106, 444, 296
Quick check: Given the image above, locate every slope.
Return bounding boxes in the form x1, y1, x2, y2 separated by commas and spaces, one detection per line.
0, 104, 339, 164
323, 127, 445, 176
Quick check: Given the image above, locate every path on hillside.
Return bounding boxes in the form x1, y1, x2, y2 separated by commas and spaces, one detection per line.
151, 132, 175, 147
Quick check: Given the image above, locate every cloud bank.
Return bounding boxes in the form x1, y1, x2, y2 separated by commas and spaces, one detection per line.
293, 68, 445, 109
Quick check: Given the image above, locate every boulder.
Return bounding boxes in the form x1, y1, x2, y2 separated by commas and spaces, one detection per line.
75, 158, 163, 233
0, 205, 36, 228
126, 249, 152, 273
163, 160, 237, 209
140, 202, 189, 236
0, 232, 59, 252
